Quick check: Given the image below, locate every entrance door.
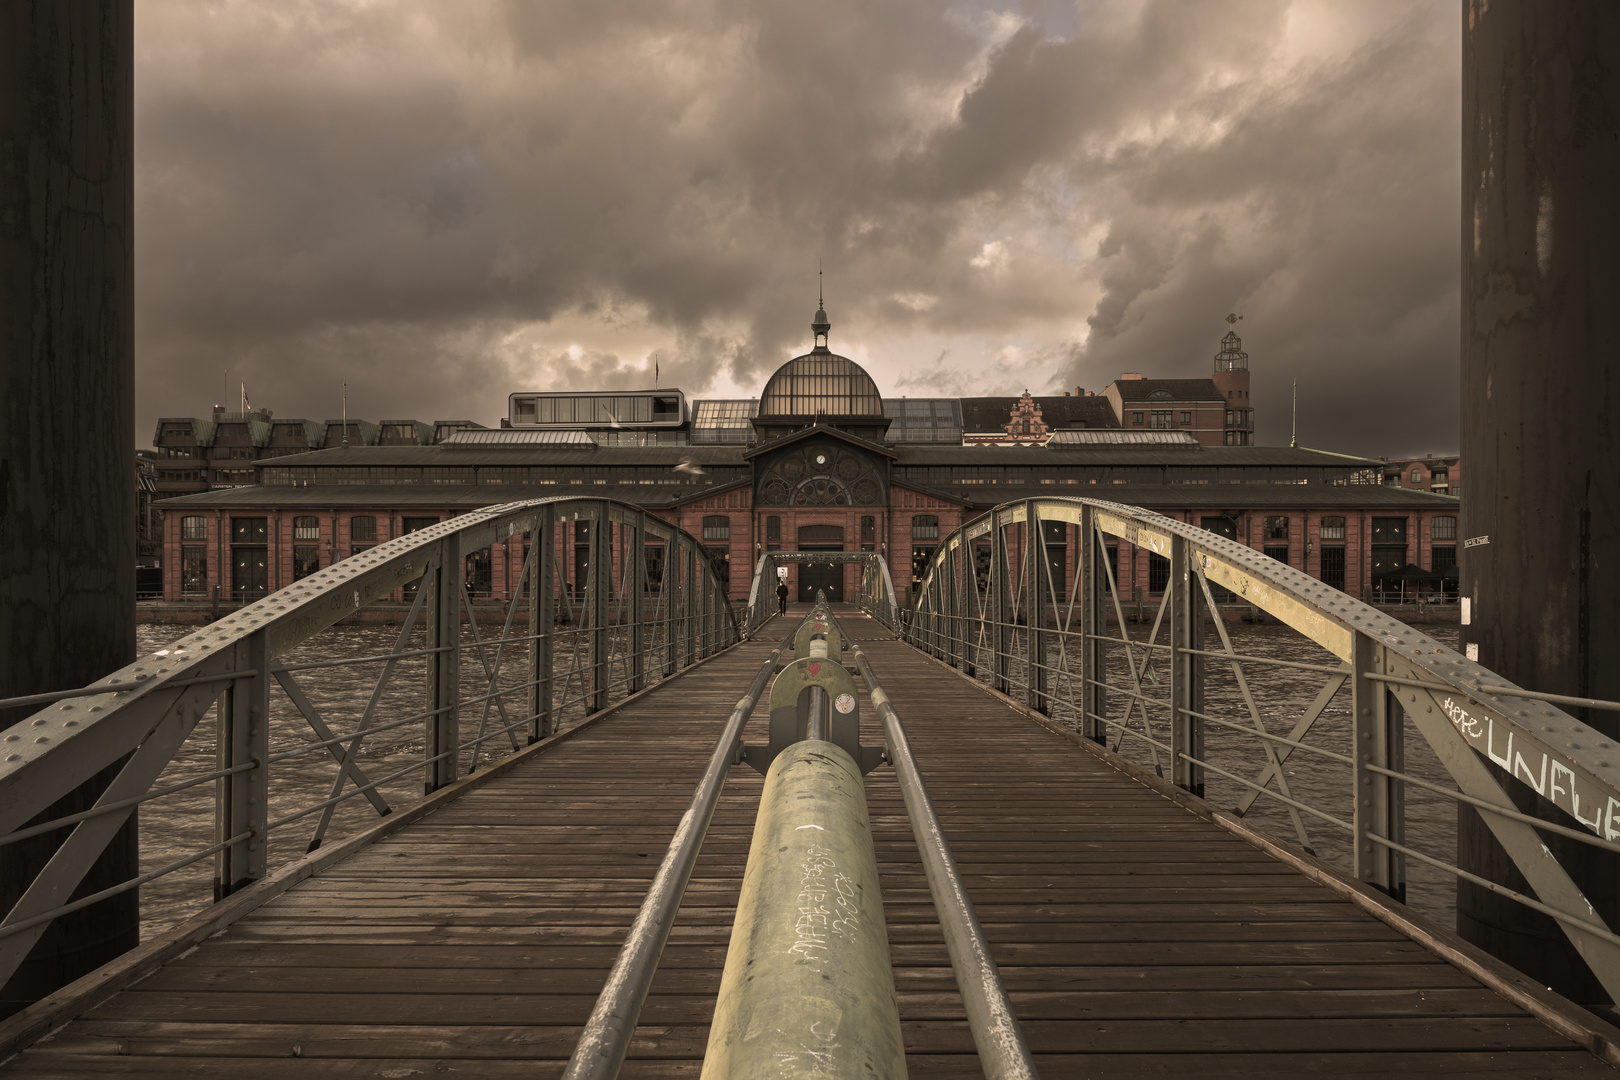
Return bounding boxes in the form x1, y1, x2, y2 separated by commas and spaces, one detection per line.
797, 547, 844, 603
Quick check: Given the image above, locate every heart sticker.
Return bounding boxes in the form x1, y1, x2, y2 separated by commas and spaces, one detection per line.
807, 663, 822, 677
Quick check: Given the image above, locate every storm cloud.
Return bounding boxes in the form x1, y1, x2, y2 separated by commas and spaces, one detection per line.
135, 1, 1460, 456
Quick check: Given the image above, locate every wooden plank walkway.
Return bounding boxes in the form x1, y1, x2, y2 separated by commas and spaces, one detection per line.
3, 607, 1615, 1077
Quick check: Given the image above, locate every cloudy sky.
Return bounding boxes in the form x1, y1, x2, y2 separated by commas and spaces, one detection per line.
135, 0, 1461, 457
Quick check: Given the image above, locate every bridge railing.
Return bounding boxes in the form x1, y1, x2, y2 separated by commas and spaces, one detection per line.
904, 496, 1620, 1002
0, 497, 739, 991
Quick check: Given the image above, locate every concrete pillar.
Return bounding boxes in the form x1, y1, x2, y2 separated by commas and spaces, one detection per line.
1460, 0, 1620, 1006
0, 1, 137, 1016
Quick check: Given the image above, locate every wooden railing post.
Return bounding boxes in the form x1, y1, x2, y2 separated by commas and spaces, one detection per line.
214, 629, 269, 898
425, 532, 462, 792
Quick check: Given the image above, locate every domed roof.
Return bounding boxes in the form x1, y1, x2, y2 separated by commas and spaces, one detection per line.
758, 353, 884, 417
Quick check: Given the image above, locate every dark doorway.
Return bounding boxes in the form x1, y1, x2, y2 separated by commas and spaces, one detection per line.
230, 516, 268, 602
797, 547, 844, 602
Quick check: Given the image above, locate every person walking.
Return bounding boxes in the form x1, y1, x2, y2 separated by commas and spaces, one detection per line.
776, 579, 789, 615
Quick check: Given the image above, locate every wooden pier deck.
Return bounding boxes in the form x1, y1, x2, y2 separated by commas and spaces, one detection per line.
3, 608, 1615, 1077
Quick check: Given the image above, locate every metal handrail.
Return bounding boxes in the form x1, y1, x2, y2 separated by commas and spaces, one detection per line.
0, 496, 743, 991
563, 628, 797, 1080
847, 635, 1038, 1080
898, 494, 1620, 1001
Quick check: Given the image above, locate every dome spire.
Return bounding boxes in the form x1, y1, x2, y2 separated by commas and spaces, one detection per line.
811, 263, 830, 349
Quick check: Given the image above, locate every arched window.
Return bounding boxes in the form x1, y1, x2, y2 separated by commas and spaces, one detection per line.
1411, 467, 1423, 484
293, 516, 320, 540
180, 516, 207, 540
912, 515, 939, 541
702, 515, 730, 541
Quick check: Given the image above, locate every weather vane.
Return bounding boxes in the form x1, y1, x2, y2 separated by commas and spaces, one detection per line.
1226, 312, 1242, 326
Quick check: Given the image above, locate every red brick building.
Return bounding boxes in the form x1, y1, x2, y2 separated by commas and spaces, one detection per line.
157, 305, 1455, 608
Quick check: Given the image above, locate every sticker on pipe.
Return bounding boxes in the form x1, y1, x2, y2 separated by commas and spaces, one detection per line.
834, 693, 855, 714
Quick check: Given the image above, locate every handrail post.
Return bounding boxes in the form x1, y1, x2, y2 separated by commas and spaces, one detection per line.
684, 542, 698, 664
425, 532, 462, 793
214, 629, 269, 899
991, 510, 1011, 694
529, 506, 556, 741
664, 539, 680, 676
630, 511, 647, 694
1169, 534, 1203, 796
589, 507, 610, 713
1079, 506, 1106, 743
1353, 633, 1406, 900
1026, 501, 1049, 715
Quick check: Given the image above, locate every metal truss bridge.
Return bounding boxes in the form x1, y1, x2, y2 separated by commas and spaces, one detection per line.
3, 496, 1620, 1077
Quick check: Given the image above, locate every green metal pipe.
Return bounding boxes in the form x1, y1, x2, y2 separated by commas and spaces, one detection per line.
701, 739, 906, 1079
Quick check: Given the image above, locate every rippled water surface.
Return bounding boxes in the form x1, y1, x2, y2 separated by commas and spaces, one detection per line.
133, 615, 1465, 939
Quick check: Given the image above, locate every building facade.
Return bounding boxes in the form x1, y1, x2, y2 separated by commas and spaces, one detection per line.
157, 307, 1457, 608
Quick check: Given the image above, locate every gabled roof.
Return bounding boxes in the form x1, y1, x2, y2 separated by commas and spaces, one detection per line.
741, 422, 899, 461
959, 395, 1118, 432
1112, 379, 1224, 404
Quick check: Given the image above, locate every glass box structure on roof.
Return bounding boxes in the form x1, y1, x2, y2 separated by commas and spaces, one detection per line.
757, 355, 884, 417
508, 391, 686, 429
690, 399, 759, 445
883, 399, 962, 444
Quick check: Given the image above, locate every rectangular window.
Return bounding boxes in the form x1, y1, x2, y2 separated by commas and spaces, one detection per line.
1319, 515, 1346, 541
1148, 553, 1170, 594
1132, 412, 1144, 425
1320, 546, 1346, 591
465, 549, 493, 598
292, 515, 320, 541
1264, 544, 1290, 565
911, 514, 939, 541
1431, 545, 1457, 576
911, 544, 937, 595
1150, 410, 1173, 429
702, 515, 730, 541
351, 515, 378, 541
860, 516, 875, 544
1180, 411, 1192, 425
1264, 515, 1289, 541
180, 516, 207, 541
181, 547, 207, 593
1431, 515, 1457, 541
1430, 468, 1449, 486
292, 546, 320, 581
702, 545, 730, 590
766, 516, 781, 543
